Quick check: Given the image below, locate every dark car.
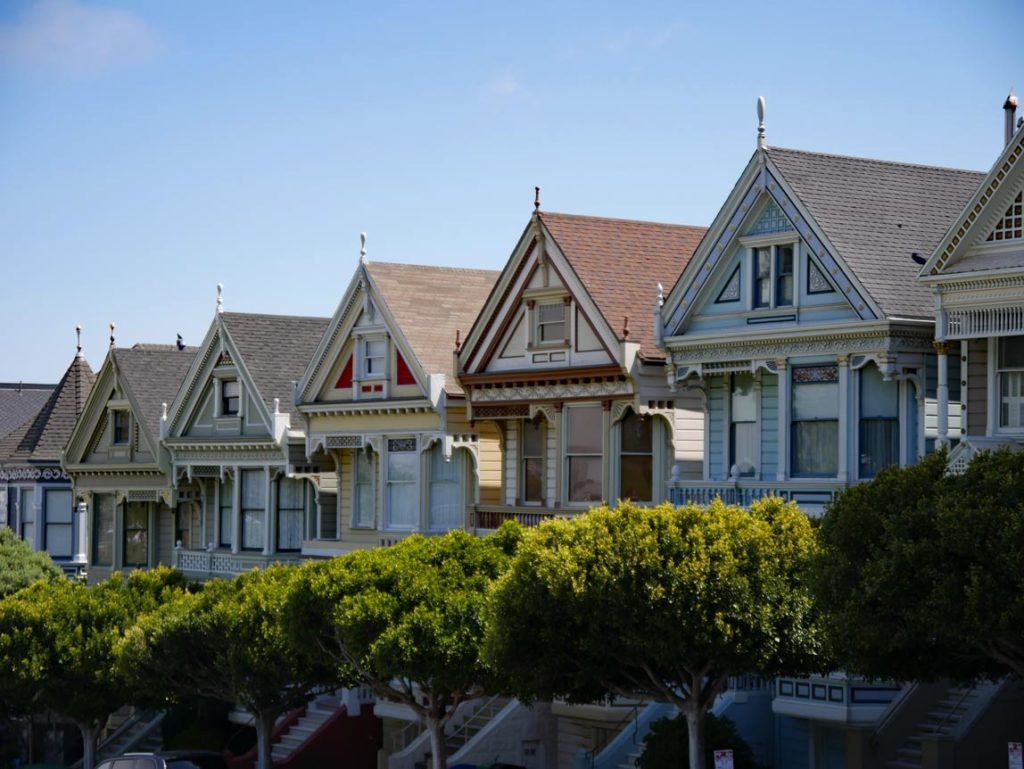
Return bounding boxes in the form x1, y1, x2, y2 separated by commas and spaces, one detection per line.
94, 752, 229, 769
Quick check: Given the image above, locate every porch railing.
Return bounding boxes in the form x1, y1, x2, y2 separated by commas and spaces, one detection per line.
473, 505, 561, 529
667, 479, 845, 511
946, 435, 1024, 474
173, 547, 304, 577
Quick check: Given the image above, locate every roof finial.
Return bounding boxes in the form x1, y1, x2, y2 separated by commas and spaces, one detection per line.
622, 316, 630, 340
1004, 89, 1018, 147
109, 322, 115, 349
360, 232, 368, 264
454, 328, 462, 352
176, 333, 185, 351
216, 283, 224, 314
757, 96, 766, 149
656, 282, 664, 308
75, 325, 82, 359
534, 186, 541, 212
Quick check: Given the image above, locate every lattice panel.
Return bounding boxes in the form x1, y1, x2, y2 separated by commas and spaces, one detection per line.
326, 435, 363, 449
748, 200, 793, 235
127, 490, 159, 502
986, 192, 1023, 242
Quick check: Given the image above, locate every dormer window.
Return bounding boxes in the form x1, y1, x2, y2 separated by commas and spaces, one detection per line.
222, 380, 240, 416
537, 302, 566, 344
752, 244, 794, 309
112, 411, 129, 444
363, 338, 386, 378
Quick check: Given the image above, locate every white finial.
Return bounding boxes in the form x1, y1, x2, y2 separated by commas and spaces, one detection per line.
216, 283, 224, 314
757, 96, 766, 149
273, 397, 280, 415
161, 402, 168, 421
75, 325, 82, 359
109, 322, 115, 349
656, 283, 664, 307
359, 232, 368, 264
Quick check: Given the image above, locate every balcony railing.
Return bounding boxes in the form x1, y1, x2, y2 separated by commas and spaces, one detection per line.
772, 674, 900, 725
947, 435, 1024, 474
473, 505, 562, 530
668, 479, 845, 511
173, 547, 304, 578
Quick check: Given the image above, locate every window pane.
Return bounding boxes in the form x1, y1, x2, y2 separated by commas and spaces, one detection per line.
113, 411, 129, 444
860, 365, 898, 418
219, 478, 233, 547
730, 374, 756, 423
241, 470, 265, 550
366, 339, 386, 359
93, 495, 114, 566
792, 421, 838, 476
754, 248, 771, 307
523, 458, 544, 502
620, 411, 653, 453
45, 489, 73, 523
731, 422, 759, 477
568, 456, 602, 502
20, 489, 34, 523
1001, 371, 1024, 428
353, 450, 374, 528
776, 246, 794, 306
388, 451, 417, 482
859, 419, 899, 478
429, 444, 461, 531
278, 509, 303, 550
242, 470, 266, 509
999, 336, 1024, 368
522, 420, 544, 456
125, 502, 148, 567
792, 381, 839, 420
387, 483, 417, 527
567, 406, 603, 454
620, 455, 652, 502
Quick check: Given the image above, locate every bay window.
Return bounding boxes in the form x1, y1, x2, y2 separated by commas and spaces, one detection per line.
241, 469, 266, 550
92, 494, 114, 566
124, 502, 148, 567
44, 489, 73, 559
998, 336, 1024, 429
730, 373, 758, 477
386, 439, 417, 528
791, 366, 839, 477
566, 405, 602, 503
619, 410, 653, 502
521, 420, 545, 503
277, 477, 305, 552
219, 477, 233, 548
859, 364, 899, 478
352, 449, 375, 528
428, 443, 461, 531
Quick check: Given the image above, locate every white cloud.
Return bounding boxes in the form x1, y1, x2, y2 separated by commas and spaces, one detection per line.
483, 73, 526, 97
0, 0, 160, 77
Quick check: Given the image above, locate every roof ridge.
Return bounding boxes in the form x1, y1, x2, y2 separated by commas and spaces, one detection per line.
0, 383, 55, 389
767, 145, 986, 176
367, 261, 501, 275
540, 210, 709, 230
221, 311, 330, 322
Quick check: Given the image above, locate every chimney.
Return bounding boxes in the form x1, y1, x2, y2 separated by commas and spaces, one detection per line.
1004, 90, 1018, 147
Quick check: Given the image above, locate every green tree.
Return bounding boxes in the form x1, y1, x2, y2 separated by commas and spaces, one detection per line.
486, 501, 825, 769
0, 526, 62, 599
289, 526, 521, 769
0, 567, 187, 769
120, 565, 337, 769
637, 712, 764, 769
816, 447, 1024, 680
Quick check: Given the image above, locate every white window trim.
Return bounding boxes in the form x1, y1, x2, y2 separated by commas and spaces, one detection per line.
562, 403, 606, 507
359, 335, 388, 381
789, 364, 842, 480
724, 372, 761, 480
213, 374, 244, 420
426, 441, 466, 532
384, 437, 419, 531
990, 335, 1024, 434
350, 448, 376, 530
739, 234, 801, 312
518, 419, 546, 506
851, 362, 904, 482
534, 300, 569, 347
613, 411, 662, 505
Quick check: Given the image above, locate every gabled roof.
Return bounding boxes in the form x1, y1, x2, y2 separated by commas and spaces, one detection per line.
0, 383, 55, 443
0, 356, 95, 464
219, 312, 330, 418
112, 345, 198, 441
365, 262, 499, 395
539, 212, 707, 359
766, 147, 984, 319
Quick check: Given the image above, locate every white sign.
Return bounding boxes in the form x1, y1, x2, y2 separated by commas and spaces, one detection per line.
1009, 741, 1023, 769
714, 749, 734, 769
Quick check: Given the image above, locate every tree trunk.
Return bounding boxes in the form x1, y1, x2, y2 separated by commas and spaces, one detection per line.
254, 711, 276, 769
428, 716, 447, 769
684, 703, 705, 769
78, 722, 100, 769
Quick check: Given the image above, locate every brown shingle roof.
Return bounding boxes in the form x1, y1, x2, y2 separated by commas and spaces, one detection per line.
0, 356, 95, 464
366, 262, 499, 395
538, 212, 708, 359
767, 147, 985, 319
113, 345, 198, 442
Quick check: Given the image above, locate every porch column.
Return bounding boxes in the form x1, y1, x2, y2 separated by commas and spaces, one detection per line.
263, 467, 273, 556
72, 499, 88, 564
934, 341, 951, 447
601, 401, 612, 503
837, 355, 850, 483
231, 466, 241, 554
776, 359, 789, 482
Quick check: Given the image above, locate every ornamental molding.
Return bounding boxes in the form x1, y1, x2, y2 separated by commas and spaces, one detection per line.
171, 449, 285, 463
470, 379, 634, 403
529, 404, 557, 424
670, 330, 932, 365
0, 466, 69, 482
301, 282, 363, 402
935, 274, 1024, 295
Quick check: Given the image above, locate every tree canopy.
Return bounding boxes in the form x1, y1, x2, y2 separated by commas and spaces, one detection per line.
289, 525, 521, 769
0, 526, 62, 599
486, 500, 824, 769
816, 447, 1024, 681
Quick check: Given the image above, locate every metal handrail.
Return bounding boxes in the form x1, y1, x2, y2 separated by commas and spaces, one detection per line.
933, 685, 974, 734
587, 703, 642, 768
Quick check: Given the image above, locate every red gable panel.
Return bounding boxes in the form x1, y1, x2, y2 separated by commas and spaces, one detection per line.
395, 351, 416, 386
334, 356, 353, 389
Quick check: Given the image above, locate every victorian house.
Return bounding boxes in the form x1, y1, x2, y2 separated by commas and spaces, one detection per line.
62, 341, 196, 584
0, 338, 95, 575
920, 94, 1024, 470
161, 297, 328, 580
295, 247, 499, 556
455, 207, 707, 527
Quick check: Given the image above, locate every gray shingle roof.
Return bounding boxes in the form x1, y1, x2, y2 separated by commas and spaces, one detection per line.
113, 345, 198, 442
0, 384, 55, 443
366, 262, 499, 395
767, 147, 985, 319
220, 313, 330, 419
0, 356, 95, 464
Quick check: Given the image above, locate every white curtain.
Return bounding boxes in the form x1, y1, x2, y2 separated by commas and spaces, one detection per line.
387, 451, 418, 528
353, 450, 374, 528
44, 489, 73, 559
429, 443, 461, 531
241, 470, 266, 550
277, 477, 304, 551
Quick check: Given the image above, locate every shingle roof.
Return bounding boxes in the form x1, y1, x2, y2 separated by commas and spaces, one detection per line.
767, 147, 985, 319
113, 345, 198, 442
0, 357, 95, 464
538, 212, 708, 359
0, 384, 55, 443
220, 313, 330, 419
366, 262, 499, 395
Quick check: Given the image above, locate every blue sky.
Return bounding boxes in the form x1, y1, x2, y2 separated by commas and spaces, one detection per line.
1, 0, 1022, 382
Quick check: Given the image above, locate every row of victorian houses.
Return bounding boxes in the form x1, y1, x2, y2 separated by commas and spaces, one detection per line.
2, 98, 1023, 769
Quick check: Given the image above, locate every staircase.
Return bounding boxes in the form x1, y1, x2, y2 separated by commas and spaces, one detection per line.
387, 696, 512, 769
443, 696, 509, 757
270, 693, 345, 764
885, 684, 987, 769
72, 711, 164, 768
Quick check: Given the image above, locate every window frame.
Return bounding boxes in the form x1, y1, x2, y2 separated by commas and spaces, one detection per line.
618, 409, 655, 503
112, 409, 130, 445
790, 365, 840, 479
384, 438, 418, 530
519, 419, 546, 505
92, 493, 115, 567
744, 236, 800, 311
123, 501, 149, 568
43, 488, 73, 560
995, 335, 1024, 433
361, 336, 387, 380
276, 476, 306, 552
564, 404, 604, 506
351, 448, 376, 530
535, 300, 568, 347
728, 372, 760, 479
221, 379, 241, 417
240, 469, 266, 552
856, 362, 901, 480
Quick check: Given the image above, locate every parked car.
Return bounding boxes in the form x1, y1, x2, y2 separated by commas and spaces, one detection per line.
94, 752, 228, 769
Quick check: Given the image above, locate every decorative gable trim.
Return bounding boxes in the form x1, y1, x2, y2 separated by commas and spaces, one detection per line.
985, 191, 1023, 242
297, 268, 364, 402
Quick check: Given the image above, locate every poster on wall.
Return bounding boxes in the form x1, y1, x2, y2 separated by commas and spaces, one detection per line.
714, 749, 734, 769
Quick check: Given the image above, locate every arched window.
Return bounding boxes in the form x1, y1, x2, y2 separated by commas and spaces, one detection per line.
620, 410, 653, 502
